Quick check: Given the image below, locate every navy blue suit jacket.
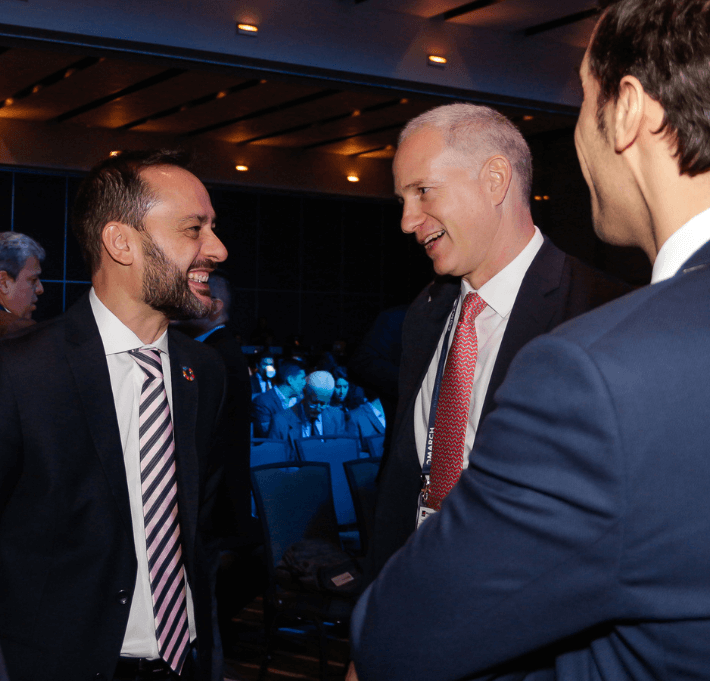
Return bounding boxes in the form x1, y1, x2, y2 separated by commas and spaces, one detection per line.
368, 238, 631, 579
352, 238, 710, 679
0, 293, 227, 680
251, 387, 287, 437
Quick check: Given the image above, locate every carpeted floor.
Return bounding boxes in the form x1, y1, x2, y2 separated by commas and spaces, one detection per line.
222, 596, 350, 680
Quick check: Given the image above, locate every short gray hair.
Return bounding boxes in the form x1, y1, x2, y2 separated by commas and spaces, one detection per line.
305, 370, 335, 394
399, 103, 533, 205
0, 232, 46, 279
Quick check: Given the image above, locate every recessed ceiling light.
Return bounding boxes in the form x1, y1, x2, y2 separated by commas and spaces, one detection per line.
236, 165, 249, 172
523, 115, 534, 121
110, 150, 121, 157
347, 175, 360, 183
237, 23, 258, 35
427, 55, 447, 67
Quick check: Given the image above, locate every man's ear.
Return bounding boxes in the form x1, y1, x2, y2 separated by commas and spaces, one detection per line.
481, 155, 512, 206
613, 75, 646, 153
0, 270, 13, 295
101, 222, 136, 266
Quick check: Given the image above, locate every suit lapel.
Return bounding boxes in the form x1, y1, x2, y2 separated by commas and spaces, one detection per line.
363, 403, 385, 433
64, 293, 133, 536
480, 239, 566, 421
168, 331, 199, 564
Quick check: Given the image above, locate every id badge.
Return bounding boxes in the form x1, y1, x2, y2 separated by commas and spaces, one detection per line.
416, 490, 436, 529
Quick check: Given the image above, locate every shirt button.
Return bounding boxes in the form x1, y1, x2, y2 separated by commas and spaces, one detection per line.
116, 590, 130, 605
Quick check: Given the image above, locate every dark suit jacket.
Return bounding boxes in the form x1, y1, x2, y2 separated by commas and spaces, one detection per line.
347, 403, 385, 452
251, 387, 287, 438
269, 405, 346, 459
368, 238, 631, 579
199, 325, 255, 545
352, 238, 710, 680
250, 372, 272, 395
0, 293, 227, 680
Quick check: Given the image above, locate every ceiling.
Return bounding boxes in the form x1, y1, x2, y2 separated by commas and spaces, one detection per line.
0, 0, 596, 172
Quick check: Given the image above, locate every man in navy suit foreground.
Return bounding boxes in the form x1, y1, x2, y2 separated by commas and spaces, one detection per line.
350, 0, 710, 679
0, 150, 229, 679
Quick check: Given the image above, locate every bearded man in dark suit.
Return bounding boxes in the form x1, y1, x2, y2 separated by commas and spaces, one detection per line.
0, 150, 229, 680
368, 103, 630, 581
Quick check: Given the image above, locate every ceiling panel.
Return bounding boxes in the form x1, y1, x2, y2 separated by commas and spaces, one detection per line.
0, 58, 167, 121
250, 98, 433, 149
74, 70, 243, 129
445, 0, 595, 28
0, 47, 83, 102
217, 90, 399, 144
132, 80, 323, 135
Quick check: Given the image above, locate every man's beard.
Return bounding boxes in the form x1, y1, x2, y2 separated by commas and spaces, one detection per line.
141, 235, 213, 320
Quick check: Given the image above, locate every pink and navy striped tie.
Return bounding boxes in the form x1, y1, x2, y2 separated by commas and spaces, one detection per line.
428, 293, 487, 511
129, 347, 190, 675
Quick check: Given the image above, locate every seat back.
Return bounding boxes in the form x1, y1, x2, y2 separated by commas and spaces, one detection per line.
251, 462, 340, 572
250, 438, 290, 467
344, 458, 381, 555
363, 434, 385, 458
295, 436, 360, 526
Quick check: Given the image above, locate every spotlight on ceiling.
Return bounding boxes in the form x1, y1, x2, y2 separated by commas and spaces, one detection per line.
427, 55, 447, 68
235, 165, 249, 172
347, 175, 360, 183
237, 23, 259, 35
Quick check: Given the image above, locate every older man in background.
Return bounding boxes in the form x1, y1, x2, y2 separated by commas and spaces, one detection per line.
0, 232, 44, 338
269, 370, 346, 458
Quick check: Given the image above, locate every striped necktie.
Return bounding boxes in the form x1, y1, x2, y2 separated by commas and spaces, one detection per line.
128, 347, 191, 675
428, 292, 487, 511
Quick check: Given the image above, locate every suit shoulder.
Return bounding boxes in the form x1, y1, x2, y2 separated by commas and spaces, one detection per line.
562, 253, 632, 303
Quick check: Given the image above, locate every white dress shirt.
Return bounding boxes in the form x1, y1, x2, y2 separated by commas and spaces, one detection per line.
652, 207, 710, 283
414, 227, 545, 470
89, 289, 196, 659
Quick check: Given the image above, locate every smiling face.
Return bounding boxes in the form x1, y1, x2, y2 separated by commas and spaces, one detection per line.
0, 255, 43, 319
394, 126, 499, 288
138, 165, 227, 319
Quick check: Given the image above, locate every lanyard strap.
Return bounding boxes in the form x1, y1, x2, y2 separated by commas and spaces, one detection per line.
421, 295, 460, 477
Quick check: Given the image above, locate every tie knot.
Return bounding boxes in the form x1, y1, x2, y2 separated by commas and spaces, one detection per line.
461, 292, 487, 322
129, 347, 164, 379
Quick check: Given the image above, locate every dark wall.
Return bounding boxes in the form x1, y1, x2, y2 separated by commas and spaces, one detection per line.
0, 139, 650, 350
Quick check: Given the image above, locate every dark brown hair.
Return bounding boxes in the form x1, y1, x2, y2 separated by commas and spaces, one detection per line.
71, 149, 192, 275
589, 0, 710, 176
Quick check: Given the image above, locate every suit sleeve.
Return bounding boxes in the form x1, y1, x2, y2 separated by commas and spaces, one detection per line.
250, 394, 271, 437
351, 334, 627, 680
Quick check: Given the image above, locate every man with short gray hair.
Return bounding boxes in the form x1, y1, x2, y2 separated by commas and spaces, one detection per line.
269, 370, 346, 458
368, 103, 631, 581
0, 232, 44, 338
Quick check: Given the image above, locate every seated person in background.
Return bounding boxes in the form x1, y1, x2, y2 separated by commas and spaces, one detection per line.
250, 352, 276, 395
269, 370, 346, 458
251, 359, 306, 437
348, 386, 386, 454
330, 366, 351, 414
0, 231, 45, 339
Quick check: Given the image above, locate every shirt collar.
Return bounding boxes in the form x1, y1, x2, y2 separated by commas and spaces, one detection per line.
462, 226, 544, 317
652, 207, 710, 284
89, 287, 169, 357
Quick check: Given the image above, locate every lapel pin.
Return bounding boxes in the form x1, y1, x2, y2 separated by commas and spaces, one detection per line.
182, 366, 195, 382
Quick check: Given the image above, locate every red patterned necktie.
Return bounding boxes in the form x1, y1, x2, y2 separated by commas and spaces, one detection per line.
428, 292, 487, 511
129, 348, 191, 675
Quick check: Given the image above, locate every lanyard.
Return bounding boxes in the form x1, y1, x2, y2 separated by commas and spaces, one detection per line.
421, 294, 461, 477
